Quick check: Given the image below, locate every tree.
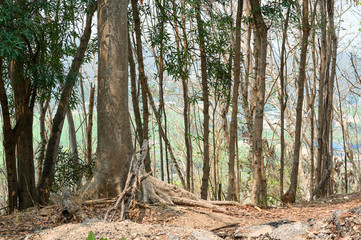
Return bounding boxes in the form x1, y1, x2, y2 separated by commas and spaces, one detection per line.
249, 0, 268, 205
278, 2, 291, 200
227, 0, 243, 201
195, 0, 210, 200
131, 0, 151, 173
82, 0, 133, 198
282, 0, 311, 203
312, 0, 337, 198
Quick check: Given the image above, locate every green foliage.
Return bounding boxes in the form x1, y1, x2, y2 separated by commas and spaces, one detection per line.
86, 231, 126, 240
52, 147, 95, 192
0, 0, 95, 101
86, 231, 112, 240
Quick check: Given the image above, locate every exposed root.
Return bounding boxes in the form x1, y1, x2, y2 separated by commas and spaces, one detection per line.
104, 140, 236, 222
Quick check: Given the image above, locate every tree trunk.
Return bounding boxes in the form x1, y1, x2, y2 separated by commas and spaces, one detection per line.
249, 0, 268, 205
316, 0, 327, 193
9, 59, 36, 210
171, 0, 191, 189
37, 2, 97, 204
67, 109, 78, 158
86, 84, 95, 180
314, 0, 337, 197
17, 111, 35, 210
181, 0, 193, 192
0, 57, 19, 213
227, 0, 243, 201
282, 0, 310, 203
67, 109, 81, 188
196, 1, 210, 200
82, 0, 133, 200
131, 0, 151, 173
128, 35, 143, 146
37, 99, 49, 185
145, 84, 186, 188
279, 6, 290, 199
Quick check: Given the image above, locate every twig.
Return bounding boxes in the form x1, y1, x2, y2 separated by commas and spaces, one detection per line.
104, 140, 149, 222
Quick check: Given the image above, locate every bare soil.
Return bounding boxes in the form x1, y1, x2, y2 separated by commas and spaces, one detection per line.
1, 192, 361, 240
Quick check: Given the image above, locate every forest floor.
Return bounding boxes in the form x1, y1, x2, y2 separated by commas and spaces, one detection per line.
1, 192, 361, 239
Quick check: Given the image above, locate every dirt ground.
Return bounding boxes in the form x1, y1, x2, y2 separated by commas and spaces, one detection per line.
1, 192, 361, 239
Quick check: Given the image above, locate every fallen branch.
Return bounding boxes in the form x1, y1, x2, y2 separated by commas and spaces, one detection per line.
104, 140, 149, 222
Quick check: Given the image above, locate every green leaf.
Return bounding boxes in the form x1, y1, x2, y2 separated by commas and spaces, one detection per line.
86, 231, 96, 240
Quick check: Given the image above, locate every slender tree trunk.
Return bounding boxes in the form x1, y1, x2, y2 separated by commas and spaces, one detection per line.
145, 84, 186, 188
249, 0, 268, 205
37, 99, 49, 185
67, 109, 79, 188
155, 0, 166, 183
279, 6, 290, 198
86, 84, 95, 180
172, 0, 191, 189
227, 0, 243, 201
327, 0, 337, 195
158, 50, 165, 182
164, 110, 171, 184
282, 0, 310, 203
128, 35, 143, 146
37, 2, 97, 204
79, 71, 88, 130
316, 0, 327, 191
67, 110, 77, 157
131, 0, 151, 173
181, 1, 193, 192
196, 1, 210, 200
310, 103, 315, 195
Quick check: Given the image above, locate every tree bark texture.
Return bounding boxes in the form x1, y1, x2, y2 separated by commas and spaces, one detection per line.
84, 0, 133, 199
249, 0, 268, 205
9, 59, 36, 210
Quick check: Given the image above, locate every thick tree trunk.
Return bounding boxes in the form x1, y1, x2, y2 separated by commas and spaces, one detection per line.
249, 0, 268, 205
37, 2, 96, 204
227, 0, 243, 201
17, 111, 35, 210
83, 0, 133, 200
196, 1, 210, 200
282, 0, 310, 203
131, 0, 151, 173
9, 59, 36, 210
